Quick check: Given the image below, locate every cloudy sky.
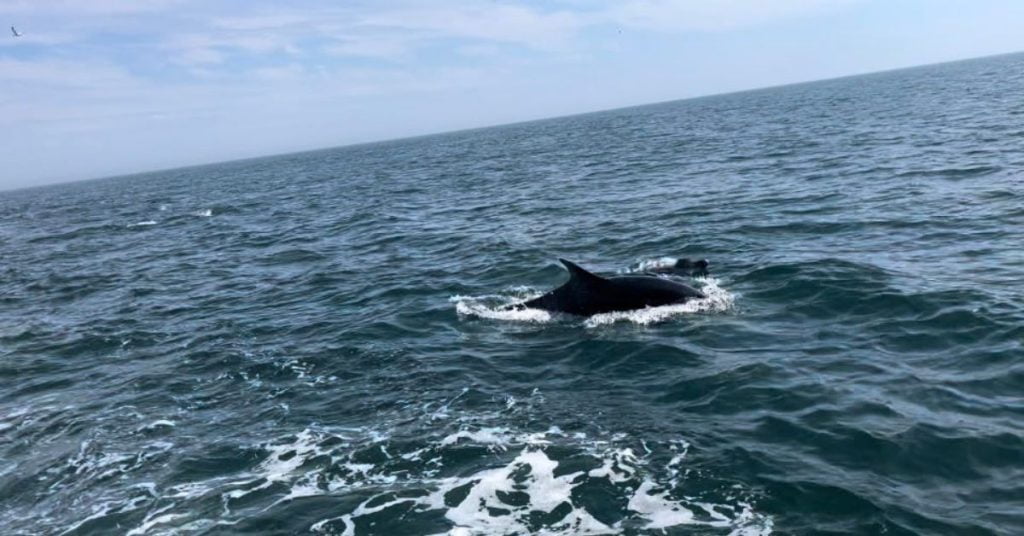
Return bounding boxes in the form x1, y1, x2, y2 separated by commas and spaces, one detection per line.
2, 0, 1023, 189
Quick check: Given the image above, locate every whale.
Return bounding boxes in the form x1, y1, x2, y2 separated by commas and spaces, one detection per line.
514, 259, 706, 316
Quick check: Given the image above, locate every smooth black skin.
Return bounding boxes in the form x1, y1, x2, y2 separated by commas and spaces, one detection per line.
517, 259, 706, 316
644, 258, 710, 277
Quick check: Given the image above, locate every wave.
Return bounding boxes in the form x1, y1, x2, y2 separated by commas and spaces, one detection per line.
26, 222, 121, 244
736, 259, 1018, 346
895, 165, 1001, 180
116, 394, 771, 536
257, 248, 327, 265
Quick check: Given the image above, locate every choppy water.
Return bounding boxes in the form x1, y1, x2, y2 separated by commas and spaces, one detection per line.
2, 53, 1023, 535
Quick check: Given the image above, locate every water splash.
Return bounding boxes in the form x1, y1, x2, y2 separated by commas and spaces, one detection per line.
628, 256, 680, 273
450, 291, 552, 323
114, 392, 770, 536
584, 277, 735, 327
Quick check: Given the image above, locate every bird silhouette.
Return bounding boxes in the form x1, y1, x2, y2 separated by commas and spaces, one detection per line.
11, 26, 22, 37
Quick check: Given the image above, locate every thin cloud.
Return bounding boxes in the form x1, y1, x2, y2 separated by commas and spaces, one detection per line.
0, 58, 139, 90
359, 4, 585, 51
326, 35, 417, 60
606, 0, 860, 31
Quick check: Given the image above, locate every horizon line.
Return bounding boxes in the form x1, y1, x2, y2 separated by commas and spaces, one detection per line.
5, 48, 1021, 195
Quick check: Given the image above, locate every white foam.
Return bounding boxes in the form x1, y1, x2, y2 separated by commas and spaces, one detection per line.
438, 448, 614, 535
451, 293, 552, 323
59, 483, 172, 536
727, 505, 775, 536
628, 480, 698, 529
440, 425, 559, 451
292, 425, 768, 535
117, 397, 769, 536
666, 439, 691, 487
258, 429, 325, 484
310, 515, 350, 535
584, 277, 735, 327
440, 427, 513, 449
164, 481, 217, 500
194, 209, 213, 217
632, 256, 680, 273
128, 220, 157, 227
63, 439, 173, 485
430, 387, 469, 420
587, 448, 640, 483
137, 420, 175, 432
125, 512, 186, 536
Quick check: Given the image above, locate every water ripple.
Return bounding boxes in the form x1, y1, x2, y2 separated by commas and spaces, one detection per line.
2, 53, 1024, 535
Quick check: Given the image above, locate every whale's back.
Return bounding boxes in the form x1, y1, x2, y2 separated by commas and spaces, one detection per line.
522, 260, 705, 316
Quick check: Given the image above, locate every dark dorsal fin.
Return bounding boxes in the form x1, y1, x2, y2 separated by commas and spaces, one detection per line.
559, 258, 606, 285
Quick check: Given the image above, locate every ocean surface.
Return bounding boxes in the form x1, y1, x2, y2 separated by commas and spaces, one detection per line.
2, 52, 1023, 535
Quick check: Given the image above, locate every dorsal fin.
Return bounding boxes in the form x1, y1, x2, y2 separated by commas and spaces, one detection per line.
559, 258, 606, 285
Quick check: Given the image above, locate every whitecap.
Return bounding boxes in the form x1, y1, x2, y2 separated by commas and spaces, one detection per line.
125, 512, 187, 536
120, 394, 770, 536
630, 480, 695, 527
440, 427, 513, 447
137, 420, 175, 432
282, 424, 768, 535
127, 220, 157, 227
434, 448, 615, 535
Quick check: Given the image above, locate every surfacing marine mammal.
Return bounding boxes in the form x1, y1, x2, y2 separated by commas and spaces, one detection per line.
513, 259, 706, 316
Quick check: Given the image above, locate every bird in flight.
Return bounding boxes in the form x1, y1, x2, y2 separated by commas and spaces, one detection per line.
11, 26, 21, 37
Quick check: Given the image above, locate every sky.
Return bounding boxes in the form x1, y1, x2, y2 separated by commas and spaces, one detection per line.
2, 1, 1024, 190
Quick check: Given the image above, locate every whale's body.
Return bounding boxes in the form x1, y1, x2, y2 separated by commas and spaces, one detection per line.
519, 259, 705, 316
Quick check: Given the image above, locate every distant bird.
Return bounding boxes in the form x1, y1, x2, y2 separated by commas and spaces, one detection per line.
11, 26, 21, 37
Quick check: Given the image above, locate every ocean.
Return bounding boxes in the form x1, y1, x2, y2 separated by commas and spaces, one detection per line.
1, 52, 1022, 535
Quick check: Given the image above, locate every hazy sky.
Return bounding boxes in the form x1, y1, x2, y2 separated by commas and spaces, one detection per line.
2, 0, 1023, 190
